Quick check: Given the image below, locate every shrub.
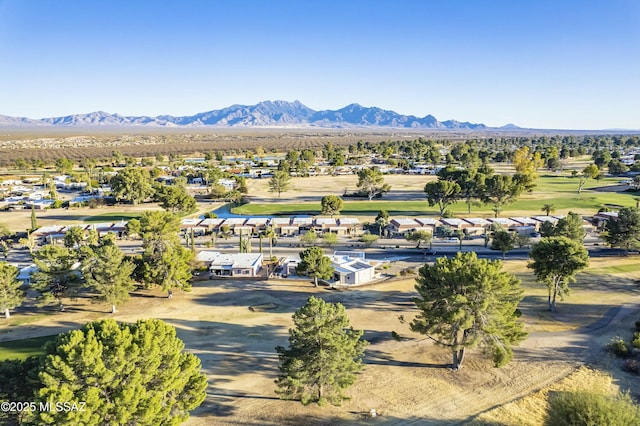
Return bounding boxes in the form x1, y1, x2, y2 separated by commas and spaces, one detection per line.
632, 332, 640, 349
608, 337, 631, 358
545, 390, 640, 426
623, 359, 639, 375
635, 320, 640, 332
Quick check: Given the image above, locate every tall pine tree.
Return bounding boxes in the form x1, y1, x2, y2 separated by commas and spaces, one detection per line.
33, 318, 207, 425
0, 261, 24, 319
82, 239, 136, 313
275, 296, 368, 405
411, 252, 526, 369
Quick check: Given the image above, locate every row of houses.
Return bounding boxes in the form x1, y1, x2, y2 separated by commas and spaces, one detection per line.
385, 215, 582, 237
30, 213, 600, 242
180, 216, 363, 236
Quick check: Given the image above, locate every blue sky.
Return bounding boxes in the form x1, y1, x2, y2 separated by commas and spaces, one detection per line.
0, 0, 638, 129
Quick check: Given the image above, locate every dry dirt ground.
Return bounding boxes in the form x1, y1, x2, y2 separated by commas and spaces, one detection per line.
245, 174, 435, 203
1, 265, 639, 425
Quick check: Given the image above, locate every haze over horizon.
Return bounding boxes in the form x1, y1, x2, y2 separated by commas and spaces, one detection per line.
0, 0, 638, 130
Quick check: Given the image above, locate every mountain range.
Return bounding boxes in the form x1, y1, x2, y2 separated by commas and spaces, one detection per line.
0, 100, 492, 129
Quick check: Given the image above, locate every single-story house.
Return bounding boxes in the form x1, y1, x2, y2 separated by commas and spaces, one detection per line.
439, 218, 471, 230
330, 254, 376, 286
292, 217, 313, 232
414, 217, 439, 233
245, 217, 270, 233
271, 217, 298, 236
313, 217, 336, 233
203, 252, 264, 277
592, 211, 619, 230
487, 218, 517, 229
387, 218, 419, 236
334, 218, 362, 236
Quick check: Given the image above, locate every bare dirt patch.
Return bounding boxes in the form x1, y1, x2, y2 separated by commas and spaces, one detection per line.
1, 263, 639, 425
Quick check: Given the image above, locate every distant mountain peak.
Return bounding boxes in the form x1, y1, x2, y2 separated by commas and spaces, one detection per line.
0, 101, 488, 130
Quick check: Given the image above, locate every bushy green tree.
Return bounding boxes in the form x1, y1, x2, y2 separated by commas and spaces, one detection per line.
137, 211, 193, 296
554, 212, 586, 242
33, 319, 207, 425
528, 236, 589, 311
603, 207, 640, 252
411, 252, 526, 369
322, 232, 338, 247
82, 239, 136, 313
110, 167, 154, 205
32, 245, 82, 310
296, 246, 334, 287
300, 230, 318, 246
155, 184, 197, 214
356, 168, 390, 201
275, 296, 368, 405
492, 230, 515, 259
320, 195, 343, 217
0, 262, 24, 319
406, 230, 432, 249
424, 179, 460, 215
577, 163, 599, 193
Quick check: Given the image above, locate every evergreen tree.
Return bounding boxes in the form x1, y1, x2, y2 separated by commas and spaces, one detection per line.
424, 179, 461, 215
492, 230, 516, 259
528, 236, 589, 311
31, 245, 81, 310
275, 296, 368, 405
33, 319, 207, 425
411, 252, 526, 369
554, 212, 586, 242
30, 205, 38, 232
0, 262, 24, 319
137, 211, 193, 296
296, 246, 334, 287
268, 171, 292, 197
82, 240, 136, 313
320, 195, 344, 217
603, 207, 640, 252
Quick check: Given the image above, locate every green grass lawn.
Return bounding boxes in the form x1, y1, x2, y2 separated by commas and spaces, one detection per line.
233, 175, 639, 217
0, 335, 56, 361
83, 213, 141, 223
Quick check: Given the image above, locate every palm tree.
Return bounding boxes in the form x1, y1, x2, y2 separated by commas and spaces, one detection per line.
263, 226, 276, 258
541, 203, 556, 216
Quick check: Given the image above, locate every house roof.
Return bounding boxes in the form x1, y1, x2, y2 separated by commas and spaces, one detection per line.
509, 217, 538, 226
463, 218, 490, 226
488, 218, 517, 227
245, 217, 269, 225
271, 217, 291, 225
391, 218, 418, 227
414, 217, 439, 226
440, 218, 467, 227
337, 217, 360, 225
196, 251, 221, 263
209, 253, 263, 269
